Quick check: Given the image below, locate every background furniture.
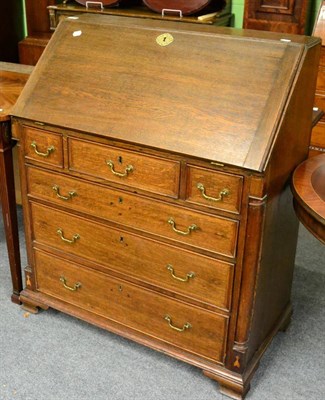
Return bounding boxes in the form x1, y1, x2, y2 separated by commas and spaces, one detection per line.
311, 0, 325, 157
0, 62, 33, 303
243, 0, 309, 33
19, 0, 56, 66
292, 154, 325, 244
11, 15, 320, 399
20, 0, 232, 65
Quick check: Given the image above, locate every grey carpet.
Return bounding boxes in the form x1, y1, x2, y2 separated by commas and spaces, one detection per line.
0, 206, 324, 400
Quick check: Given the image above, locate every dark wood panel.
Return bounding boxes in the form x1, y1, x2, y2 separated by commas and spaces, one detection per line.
0, 0, 25, 62
243, 0, 309, 34
24, 0, 56, 35
18, 35, 51, 66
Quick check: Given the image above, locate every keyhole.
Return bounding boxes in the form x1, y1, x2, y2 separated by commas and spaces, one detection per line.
120, 236, 124, 243
118, 156, 123, 164
163, 36, 167, 42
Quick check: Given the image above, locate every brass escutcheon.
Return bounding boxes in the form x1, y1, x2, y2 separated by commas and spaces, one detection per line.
156, 33, 174, 47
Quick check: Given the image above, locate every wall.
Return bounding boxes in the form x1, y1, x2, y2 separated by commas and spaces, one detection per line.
232, 0, 245, 28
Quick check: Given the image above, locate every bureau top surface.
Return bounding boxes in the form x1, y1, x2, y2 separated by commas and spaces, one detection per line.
11, 15, 319, 171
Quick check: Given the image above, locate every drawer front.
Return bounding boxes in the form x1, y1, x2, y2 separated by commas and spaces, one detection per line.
27, 168, 238, 257
68, 137, 180, 197
186, 165, 243, 214
31, 202, 234, 311
24, 127, 63, 167
34, 249, 228, 363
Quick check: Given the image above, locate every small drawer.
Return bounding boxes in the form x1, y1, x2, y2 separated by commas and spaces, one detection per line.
68, 137, 180, 198
186, 166, 243, 214
24, 127, 63, 167
34, 249, 228, 363
28, 169, 238, 257
30, 202, 234, 311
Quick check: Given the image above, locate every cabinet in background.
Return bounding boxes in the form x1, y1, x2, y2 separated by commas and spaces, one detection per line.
19, 0, 232, 65
243, 0, 309, 34
19, 0, 56, 65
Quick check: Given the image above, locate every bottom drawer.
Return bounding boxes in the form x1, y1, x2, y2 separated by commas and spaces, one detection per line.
34, 249, 228, 363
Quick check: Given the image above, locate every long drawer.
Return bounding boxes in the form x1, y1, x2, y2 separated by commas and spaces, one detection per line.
34, 249, 229, 363
31, 202, 234, 311
27, 167, 238, 257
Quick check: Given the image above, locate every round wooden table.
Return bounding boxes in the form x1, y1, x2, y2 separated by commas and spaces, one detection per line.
292, 154, 325, 244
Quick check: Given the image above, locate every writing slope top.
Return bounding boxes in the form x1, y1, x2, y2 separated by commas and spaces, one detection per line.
11, 14, 320, 171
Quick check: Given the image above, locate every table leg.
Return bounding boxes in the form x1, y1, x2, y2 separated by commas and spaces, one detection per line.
0, 121, 22, 304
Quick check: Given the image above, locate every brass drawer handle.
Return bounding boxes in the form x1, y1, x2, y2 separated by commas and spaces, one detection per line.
197, 183, 229, 202
164, 315, 192, 332
57, 228, 80, 244
106, 160, 134, 177
166, 264, 195, 282
31, 141, 55, 157
60, 276, 81, 291
52, 185, 77, 201
167, 217, 198, 236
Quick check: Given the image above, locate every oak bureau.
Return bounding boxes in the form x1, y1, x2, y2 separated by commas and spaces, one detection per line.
11, 15, 320, 399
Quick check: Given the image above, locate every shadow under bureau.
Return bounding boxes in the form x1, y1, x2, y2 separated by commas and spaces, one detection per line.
11, 15, 320, 399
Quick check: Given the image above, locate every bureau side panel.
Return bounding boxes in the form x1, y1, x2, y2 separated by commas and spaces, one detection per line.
245, 185, 298, 363
264, 42, 321, 181
242, 42, 321, 364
